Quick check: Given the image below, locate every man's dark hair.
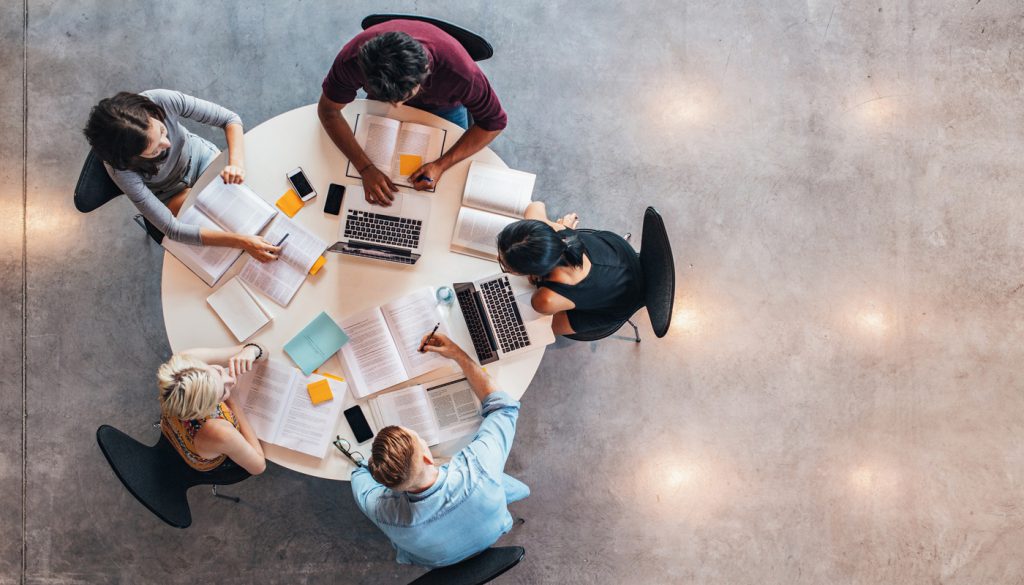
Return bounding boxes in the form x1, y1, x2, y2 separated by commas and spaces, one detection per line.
358, 32, 429, 103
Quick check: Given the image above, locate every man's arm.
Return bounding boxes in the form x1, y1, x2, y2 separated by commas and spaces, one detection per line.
408, 125, 502, 191
316, 92, 399, 206
420, 332, 498, 402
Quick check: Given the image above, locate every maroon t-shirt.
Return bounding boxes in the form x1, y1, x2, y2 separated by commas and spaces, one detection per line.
322, 20, 508, 131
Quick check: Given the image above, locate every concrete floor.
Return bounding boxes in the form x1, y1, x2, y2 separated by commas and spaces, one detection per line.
3, 0, 1024, 583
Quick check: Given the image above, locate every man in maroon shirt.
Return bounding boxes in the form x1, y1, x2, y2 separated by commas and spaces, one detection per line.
318, 20, 507, 206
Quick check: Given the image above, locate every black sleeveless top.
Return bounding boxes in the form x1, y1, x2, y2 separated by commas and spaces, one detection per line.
538, 229, 644, 333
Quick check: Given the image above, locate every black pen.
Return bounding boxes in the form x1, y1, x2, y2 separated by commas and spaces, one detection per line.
415, 175, 434, 184
275, 233, 290, 247
419, 322, 441, 352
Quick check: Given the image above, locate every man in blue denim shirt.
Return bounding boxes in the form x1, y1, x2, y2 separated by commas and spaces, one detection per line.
350, 332, 530, 568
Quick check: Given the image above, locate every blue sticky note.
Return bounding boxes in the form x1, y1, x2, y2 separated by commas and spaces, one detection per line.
284, 312, 350, 375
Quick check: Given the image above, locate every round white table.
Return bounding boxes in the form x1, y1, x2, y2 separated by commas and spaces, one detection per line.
161, 100, 547, 480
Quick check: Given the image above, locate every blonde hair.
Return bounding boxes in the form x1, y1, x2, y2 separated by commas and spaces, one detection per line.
368, 426, 419, 489
157, 354, 222, 420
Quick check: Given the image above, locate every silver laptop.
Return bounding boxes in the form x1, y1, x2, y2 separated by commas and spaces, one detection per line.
453, 273, 556, 365
328, 185, 431, 265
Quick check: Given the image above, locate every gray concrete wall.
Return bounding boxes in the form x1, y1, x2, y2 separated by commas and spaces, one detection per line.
5, 0, 1024, 583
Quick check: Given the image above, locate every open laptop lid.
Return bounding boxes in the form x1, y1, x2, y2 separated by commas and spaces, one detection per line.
472, 273, 556, 356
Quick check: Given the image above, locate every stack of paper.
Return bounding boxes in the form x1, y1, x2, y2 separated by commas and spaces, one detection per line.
206, 277, 273, 342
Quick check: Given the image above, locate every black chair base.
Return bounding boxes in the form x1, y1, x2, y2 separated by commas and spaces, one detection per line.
565, 318, 641, 343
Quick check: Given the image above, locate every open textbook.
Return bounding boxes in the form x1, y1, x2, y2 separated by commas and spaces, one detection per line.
345, 114, 448, 191
339, 288, 455, 399
368, 376, 483, 447
163, 181, 278, 286
232, 358, 346, 459
206, 276, 273, 342
450, 161, 536, 261
238, 215, 328, 307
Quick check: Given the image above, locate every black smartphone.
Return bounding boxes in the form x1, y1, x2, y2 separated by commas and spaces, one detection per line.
325, 183, 345, 215
344, 405, 374, 444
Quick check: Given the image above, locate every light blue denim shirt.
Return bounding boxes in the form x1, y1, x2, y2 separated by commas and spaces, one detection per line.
351, 391, 521, 568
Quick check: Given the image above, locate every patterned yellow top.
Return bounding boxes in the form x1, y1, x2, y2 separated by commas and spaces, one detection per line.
160, 402, 239, 472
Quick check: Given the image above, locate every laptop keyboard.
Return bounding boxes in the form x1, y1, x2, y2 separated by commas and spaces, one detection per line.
480, 278, 531, 353
344, 210, 422, 249
456, 287, 497, 363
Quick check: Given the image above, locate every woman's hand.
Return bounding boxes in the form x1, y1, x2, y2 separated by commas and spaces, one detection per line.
239, 235, 281, 262
556, 212, 580, 229
227, 344, 260, 378
220, 164, 246, 184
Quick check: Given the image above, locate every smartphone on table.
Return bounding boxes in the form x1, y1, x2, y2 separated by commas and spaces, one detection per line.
287, 167, 317, 201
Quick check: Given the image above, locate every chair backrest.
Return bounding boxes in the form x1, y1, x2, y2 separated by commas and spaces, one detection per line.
639, 207, 676, 338
361, 14, 494, 62
408, 547, 525, 585
95, 425, 195, 528
74, 149, 122, 213
95, 425, 250, 529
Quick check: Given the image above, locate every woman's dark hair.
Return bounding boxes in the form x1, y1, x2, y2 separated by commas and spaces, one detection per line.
497, 220, 587, 276
358, 32, 429, 103
82, 92, 167, 176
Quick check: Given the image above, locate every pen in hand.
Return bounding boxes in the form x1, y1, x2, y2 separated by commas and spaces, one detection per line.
415, 175, 434, 184
419, 322, 441, 353
275, 233, 290, 247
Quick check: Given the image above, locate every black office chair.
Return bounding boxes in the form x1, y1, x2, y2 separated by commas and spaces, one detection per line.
95, 424, 250, 529
74, 149, 165, 244
565, 207, 676, 342
408, 547, 525, 585
361, 14, 494, 62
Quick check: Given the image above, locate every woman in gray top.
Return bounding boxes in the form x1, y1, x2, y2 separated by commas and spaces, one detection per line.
82, 89, 280, 261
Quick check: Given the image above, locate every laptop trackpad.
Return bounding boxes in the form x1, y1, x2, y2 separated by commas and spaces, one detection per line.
515, 291, 544, 322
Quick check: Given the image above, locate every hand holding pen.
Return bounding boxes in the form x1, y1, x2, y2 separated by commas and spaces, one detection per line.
419, 322, 441, 353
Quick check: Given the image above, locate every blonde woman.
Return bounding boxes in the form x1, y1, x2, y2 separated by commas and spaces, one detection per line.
157, 343, 267, 475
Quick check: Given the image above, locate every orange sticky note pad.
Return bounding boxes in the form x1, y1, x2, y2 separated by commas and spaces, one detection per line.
308, 255, 327, 276
307, 379, 333, 405
276, 189, 304, 218
398, 154, 423, 176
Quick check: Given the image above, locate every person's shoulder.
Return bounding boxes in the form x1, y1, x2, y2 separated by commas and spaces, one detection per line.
531, 287, 564, 313
139, 89, 180, 107
195, 417, 237, 442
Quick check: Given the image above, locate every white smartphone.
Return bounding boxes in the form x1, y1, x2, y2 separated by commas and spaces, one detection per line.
287, 167, 317, 201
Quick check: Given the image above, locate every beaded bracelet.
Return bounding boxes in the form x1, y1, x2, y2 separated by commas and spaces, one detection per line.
242, 343, 264, 361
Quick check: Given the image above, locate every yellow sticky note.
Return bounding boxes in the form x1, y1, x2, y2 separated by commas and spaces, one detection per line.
308, 255, 327, 276
399, 154, 423, 176
276, 189, 304, 218
307, 379, 334, 405
313, 369, 346, 383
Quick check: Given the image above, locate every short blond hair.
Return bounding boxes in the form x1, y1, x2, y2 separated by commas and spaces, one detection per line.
157, 354, 222, 420
368, 426, 419, 489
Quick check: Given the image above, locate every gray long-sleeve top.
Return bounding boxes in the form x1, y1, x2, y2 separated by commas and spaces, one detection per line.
104, 89, 242, 245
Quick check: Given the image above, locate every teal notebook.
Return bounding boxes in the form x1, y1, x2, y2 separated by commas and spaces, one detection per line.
284, 312, 350, 375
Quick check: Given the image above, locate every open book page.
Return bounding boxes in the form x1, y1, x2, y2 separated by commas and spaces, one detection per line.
450, 207, 517, 260
381, 288, 453, 379
462, 162, 535, 217
236, 215, 327, 307
194, 181, 277, 235
206, 277, 273, 342
371, 385, 440, 446
390, 122, 445, 188
163, 206, 243, 285
238, 257, 305, 307
265, 215, 328, 273
339, 307, 408, 398
273, 375, 347, 458
232, 358, 297, 441
351, 114, 401, 176
427, 378, 483, 444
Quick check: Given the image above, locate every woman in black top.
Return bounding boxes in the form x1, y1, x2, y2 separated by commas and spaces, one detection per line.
497, 202, 644, 336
